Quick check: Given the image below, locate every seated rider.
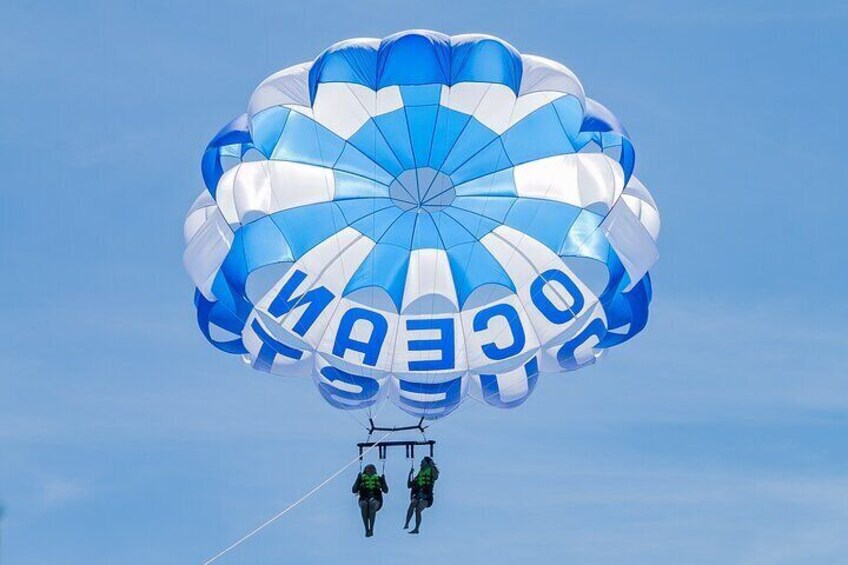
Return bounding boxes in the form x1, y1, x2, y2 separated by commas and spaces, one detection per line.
404, 456, 439, 534
352, 464, 388, 537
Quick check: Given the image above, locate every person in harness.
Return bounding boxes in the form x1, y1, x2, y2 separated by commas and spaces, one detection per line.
403, 456, 439, 534
352, 464, 388, 537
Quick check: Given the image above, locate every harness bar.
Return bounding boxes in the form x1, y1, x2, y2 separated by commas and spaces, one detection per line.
367, 417, 427, 434
357, 440, 436, 461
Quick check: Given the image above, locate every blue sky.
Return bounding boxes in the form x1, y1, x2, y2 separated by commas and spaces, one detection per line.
1, 1, 847, 563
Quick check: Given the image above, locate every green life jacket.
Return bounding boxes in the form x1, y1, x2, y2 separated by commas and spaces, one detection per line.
361, 473, 381, 492
416, 467, 434, 488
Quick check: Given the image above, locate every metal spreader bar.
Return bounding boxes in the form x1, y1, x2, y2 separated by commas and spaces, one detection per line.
367, 417, 427, 434
357, 440, 436, 461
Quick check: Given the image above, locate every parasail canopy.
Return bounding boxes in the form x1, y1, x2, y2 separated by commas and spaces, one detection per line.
183, 30, 660, 420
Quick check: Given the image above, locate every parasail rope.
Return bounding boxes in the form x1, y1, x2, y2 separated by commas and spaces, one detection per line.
202, 430, 393, 565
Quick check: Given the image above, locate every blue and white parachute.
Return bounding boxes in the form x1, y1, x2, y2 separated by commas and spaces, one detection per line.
183, 31, 660, 419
